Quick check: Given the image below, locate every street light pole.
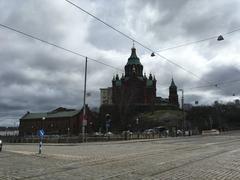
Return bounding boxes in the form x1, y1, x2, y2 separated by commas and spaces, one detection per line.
179, 89, 185, 134
82, 57, 88, 143
39, 117, 45, 154
42, 117, 45, 130
136, 117, 139, 139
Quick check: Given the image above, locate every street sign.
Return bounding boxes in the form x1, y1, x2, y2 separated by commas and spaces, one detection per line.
38, 129, 45, 138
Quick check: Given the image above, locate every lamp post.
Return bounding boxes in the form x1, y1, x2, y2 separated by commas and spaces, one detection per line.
67, 127, 70, 136
39, 117, 45, 154
82, 57, 88, 143
67, 127, 70, 143
178, 89, 185, 135
31, 126, 34, 137
136, 117, 139, 139
51, 123, 53, 135
105, 114, 110, 133
42, 117, 45, 130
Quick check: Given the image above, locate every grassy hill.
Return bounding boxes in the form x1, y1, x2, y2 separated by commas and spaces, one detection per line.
136, 109, 184, 129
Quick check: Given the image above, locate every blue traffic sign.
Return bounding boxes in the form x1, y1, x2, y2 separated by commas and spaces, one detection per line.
38, 129, 45, 138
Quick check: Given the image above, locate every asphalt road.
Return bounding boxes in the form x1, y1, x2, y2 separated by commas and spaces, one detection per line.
1, 132, 240, 179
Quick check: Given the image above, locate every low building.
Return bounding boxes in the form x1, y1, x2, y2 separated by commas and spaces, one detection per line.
19, 106, 97, 136
0, 127, 19, 136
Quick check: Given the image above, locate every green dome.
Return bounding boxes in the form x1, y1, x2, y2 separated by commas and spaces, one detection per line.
127, 47, 142, 65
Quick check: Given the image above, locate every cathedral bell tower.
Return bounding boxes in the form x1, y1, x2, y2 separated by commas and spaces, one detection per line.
124, 47, 143, 77
169, 78, 179, 107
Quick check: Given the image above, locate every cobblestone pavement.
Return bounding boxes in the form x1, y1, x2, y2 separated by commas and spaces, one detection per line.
2, 132, 240, 179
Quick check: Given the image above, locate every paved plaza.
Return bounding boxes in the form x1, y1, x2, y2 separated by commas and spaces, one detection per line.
1, 132, 240, 179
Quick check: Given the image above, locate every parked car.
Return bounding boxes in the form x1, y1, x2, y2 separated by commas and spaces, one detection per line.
153, 126, 167, 133
0, 139, 2, 152
93, 132, 104, 137
104, 132, 113, 136
177, 130, 183, 136
143, 129, 155, 135
202, 129, 220, 135
121, 130, 133, 135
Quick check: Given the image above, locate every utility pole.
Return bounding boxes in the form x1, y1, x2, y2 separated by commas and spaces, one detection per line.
82, 57, 88, 143
179, 89, 185, 134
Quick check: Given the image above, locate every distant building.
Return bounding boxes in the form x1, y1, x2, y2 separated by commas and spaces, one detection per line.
0, 127, 18, 136
183, 103, 193, 111
235, 99, 240, 105
19, 106, 97, 136
100, 87, 112, 105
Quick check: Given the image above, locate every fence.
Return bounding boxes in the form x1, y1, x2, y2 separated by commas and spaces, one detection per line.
0, 132, 169, 143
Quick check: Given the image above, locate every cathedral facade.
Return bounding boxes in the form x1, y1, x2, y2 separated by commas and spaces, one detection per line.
108, 47, 179, 107
112, 47, 156, 106
99, 47, 179, 131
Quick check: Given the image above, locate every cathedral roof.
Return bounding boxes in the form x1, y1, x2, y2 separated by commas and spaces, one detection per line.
126, 47, 142, 65
115, 80, 122, 86
170, 78, 177, 87
147, 79, 153, 87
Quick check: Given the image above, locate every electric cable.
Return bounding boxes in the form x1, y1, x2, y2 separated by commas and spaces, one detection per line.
0, 23, 124, 72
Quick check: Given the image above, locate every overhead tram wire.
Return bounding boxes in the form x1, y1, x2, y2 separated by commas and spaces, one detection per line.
157, 36, 218, 52
63, 0, 216, 85
184, 78, 240, 91
156, 27, 240, 52
0, 23, 123, 73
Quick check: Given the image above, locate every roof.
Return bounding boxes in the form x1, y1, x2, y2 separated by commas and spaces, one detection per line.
147, 79, 153, 87
21, 109, 81, 120
115, 80, 122, 86
170, 78, 177, 87
126, 47, 142, 65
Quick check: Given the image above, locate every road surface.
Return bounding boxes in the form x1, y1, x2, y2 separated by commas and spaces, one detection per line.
1, 132, 240, 179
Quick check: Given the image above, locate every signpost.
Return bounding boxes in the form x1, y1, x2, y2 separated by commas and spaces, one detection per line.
105, 114, 111, 141
38, 129, 45, 154
105, 114, 111, 133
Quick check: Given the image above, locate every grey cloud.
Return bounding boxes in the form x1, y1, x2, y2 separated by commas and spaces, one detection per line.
185, 94, 204, 105
198, 66, 240, 96
86, 1, 131, 51
1, 0, 66, 43
0, 0, 239, 126
0, 71, 31, 86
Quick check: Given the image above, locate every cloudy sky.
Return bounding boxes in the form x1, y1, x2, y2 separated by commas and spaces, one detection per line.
0, 0, 240, 126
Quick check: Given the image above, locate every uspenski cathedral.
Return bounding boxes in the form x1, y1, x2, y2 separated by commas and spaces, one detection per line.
100, 46, 180, 130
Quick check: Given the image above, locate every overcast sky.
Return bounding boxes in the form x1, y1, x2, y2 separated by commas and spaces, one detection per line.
0, 0, 240, 126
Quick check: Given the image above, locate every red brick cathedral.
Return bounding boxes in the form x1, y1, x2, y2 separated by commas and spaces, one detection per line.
111, 47, 179, 107
99, 47, 179, 131
112, 47, 156, 105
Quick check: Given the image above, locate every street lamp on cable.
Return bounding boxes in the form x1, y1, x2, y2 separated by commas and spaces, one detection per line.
217, 35, 224, 41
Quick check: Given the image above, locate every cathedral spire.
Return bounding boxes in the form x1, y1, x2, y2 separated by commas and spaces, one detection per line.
125, 46, 143, 77
170, 78, 176, 87
169, 78, 179, 107
129, 46, 138, 60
